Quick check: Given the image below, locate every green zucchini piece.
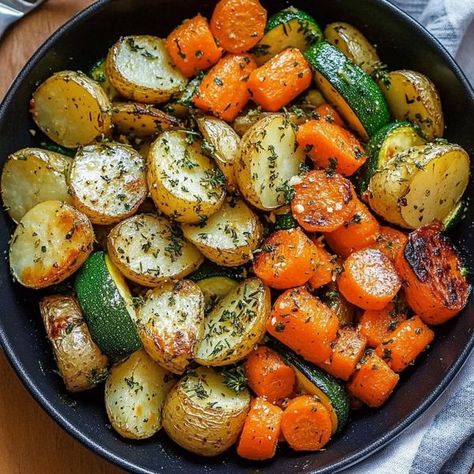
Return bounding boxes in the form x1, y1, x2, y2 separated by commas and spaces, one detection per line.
189, 261, 247, 282
253, 7, 323, 65
89, 58, 117, 100
267, 338, 349, 434
39, 141, 76, 158
305, 41, 390, 139
274, 212, 297, 231
74, 251, 141, 362
359, 121, 425, 193
443, 199, 467, 231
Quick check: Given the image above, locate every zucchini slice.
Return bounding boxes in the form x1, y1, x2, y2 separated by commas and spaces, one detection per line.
89, 57, 119, 101
359, 121, 425, 193
189, 261, 247, 282
305, 41, 390, 139
253, 7, 323, 65
267, 338, 349, 434
74, 251, 142, 362
274, 212, 297, 231
443, 199, 467, 231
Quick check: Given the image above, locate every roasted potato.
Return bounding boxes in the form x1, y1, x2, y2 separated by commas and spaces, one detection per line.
105, 349, 176, 440
182, 197, 263, 267
137, 280, 205, 374
9, 200, 94, 289
1, 148, 72, 223
162, 366, 250, 456
106, 36, 187, 104
147, 130, 226, 223
194, 277, 270, 366
69, 142, 147, 225
40, 294, 109, 392
235, 114, 306, 210
379, 70, 444, 140
30, 71, 112, 148
107, 213, 204, 286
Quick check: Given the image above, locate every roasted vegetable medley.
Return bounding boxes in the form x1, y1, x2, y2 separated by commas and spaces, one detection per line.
3, 0, 471, 461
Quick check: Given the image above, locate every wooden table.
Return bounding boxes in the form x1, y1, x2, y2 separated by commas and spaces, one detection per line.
0, 1, 124, 473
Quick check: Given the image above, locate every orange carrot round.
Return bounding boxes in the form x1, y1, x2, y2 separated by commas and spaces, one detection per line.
210, 0, 267, 53
296, 119, 367, 176
367, 226, 407, 262
324, 198, 380, 257
247, 48, 312, 112
315, 104, 345, 127
291, 170, 357, 233
253, 227, 319, 289
237, 397, 283, 461
338, 248, 401, 310
244, 346, 296, 403
280, 395, 332, 451
267, 287, 339, 365
308, 238, 337, 289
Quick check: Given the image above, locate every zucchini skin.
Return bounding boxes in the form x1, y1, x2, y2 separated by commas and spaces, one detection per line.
443, 199, 467, 231
189, 261, 247, 282
274, 212, 298, 231
305, 41, 390, 138
266, 7, 322, 43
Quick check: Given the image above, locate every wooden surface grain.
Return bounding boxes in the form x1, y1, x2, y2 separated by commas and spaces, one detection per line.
0, 1, 123, 473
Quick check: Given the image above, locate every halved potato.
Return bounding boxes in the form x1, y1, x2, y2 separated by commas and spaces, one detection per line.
105, 349, 175, 440
112, 102, 182, 137
9, 200, 94, 289
30, 71, 112, 148
69, 142, 147, 225
379, 70, 444, 140
137, 280, 205, 374
147, 130, 226, 223
162, 366, 250, 456
194, 277, 270, 366
197, 116, 240, 190
367, 143, 470, 229
40, 294, 109, 392
235, 114, 305, 210
182, 197, 262, 267
1, 148, 72, 223
106, 36, 187, 104
107, 213, 204, 286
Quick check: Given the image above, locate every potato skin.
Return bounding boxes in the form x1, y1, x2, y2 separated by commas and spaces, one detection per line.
40, 295, 109, 392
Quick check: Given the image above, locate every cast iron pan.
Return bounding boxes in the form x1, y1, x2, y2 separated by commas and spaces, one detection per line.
0, 0, 473, 472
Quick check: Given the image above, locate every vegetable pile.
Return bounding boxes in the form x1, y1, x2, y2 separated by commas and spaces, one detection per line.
2, 0, 471, 461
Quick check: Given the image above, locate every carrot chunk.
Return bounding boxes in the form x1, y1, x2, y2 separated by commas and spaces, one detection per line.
166, 14, 223, 78
324, 198, 380, 257
193, 54, 256, 121
280, 395, 332, 451
308, 238, 337, 289
296, 119, 367, 176
358, 301, 407, 348
267, 287, 339, 365
367, 225, 408, 262
394, 222, 469, 325
210, 0, 267, 53
253, 227, 319, 289
291, 170, 357, 233
338, 248, 401, 310
320, 327, 367, 381
375, 315, 434, 372
244, 346, 296, 403
315, 104, 345, 127
247, 48, 312, 112
237, 397, 283, 460
347, 351, 399, 408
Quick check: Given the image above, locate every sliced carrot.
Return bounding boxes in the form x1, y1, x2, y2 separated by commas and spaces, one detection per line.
291, 170, 357, 233
244, 346, 296, 403
253, 227, 319, 289
324, 199, 380, 257
338, 248, 401, 310
320, 327, 367, 381
308, 238, 337, 289
375, 315, 434, 372
367, 226, 407, 262
296, 119, 367, 176
247, 48, 312, 112
267, 287, 339, 365
237, 397, 283, 461
166, 14, 223, 78
358, 301, 408, 348
193, 53, 256, 121
210, 0, 267, 53
280, 395, 332, 451
315, 104, 345, 127
347, 351, 399, 408
394, 222, 469, 325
